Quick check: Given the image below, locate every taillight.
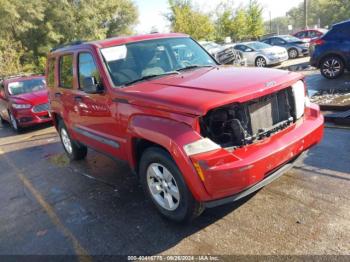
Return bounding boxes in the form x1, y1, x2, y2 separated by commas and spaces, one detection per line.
311, 39, 325, 46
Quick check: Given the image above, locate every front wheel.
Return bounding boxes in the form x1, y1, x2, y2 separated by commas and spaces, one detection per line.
320, 56, 344, 79
9, 112, 21, 133
58, 121, 87, 160
139, 147, 204, 222
255, 57, 267, 67
288, 48, 298, 59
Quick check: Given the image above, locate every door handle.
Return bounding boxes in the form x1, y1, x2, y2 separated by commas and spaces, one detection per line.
55, 92, 62, 98
74, 96, 83, 102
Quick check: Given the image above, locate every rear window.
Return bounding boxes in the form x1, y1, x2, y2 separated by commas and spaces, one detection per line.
59, 55, 73, 89
325, 24, 350, 40
47, 58, 55, 87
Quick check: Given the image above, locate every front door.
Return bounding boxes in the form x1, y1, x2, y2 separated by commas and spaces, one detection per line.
72, 51, 124, 160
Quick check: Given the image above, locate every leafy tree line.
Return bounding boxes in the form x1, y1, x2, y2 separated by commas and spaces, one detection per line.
0, 0, 138, 78
267, 0, 350, 34
166, 0, 265, 42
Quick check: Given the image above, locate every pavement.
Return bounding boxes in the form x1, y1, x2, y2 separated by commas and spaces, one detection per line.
0, 120, 349, 257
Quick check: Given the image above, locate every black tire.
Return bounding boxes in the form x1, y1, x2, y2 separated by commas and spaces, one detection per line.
320, 55, 345, 79
9, 111, 21, 133
288, 48, 298, 59
0, 114, 4, 124
58, 120, 87, 161
255, 56, 267, 67
139, 147, 204, 223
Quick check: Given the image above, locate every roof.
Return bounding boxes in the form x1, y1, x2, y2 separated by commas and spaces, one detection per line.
333, 19, 350, 28
50, 33, 189, 54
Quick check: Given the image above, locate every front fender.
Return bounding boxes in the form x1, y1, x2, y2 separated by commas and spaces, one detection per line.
127, 115, 212, 201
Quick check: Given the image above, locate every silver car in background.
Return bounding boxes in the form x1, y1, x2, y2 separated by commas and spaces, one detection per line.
233, 42, 288, 67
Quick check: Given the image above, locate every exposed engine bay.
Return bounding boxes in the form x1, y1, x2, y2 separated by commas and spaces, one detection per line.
200, 87, 297, 148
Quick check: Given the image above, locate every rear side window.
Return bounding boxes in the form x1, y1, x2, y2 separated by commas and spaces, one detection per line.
47, 58, 55, 87
59, 55, 73, 89
78, 53, 101, 90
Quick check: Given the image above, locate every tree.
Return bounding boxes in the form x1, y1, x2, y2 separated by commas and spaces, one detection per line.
0, 0, 138, 76
167, 0, 215, 40
232, 8, 248, 41
246, 0, 264, 39
287, 0, 350, 30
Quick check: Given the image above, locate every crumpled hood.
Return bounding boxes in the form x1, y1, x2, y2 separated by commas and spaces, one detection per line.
118, 66, 303, 116
10, 89, 49, 105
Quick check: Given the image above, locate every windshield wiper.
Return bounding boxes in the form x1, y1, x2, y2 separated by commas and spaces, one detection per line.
123, 71, 180, 86
176, 64, 215, 72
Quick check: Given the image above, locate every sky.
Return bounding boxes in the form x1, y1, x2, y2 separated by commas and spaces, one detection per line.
133, 0, 304, 33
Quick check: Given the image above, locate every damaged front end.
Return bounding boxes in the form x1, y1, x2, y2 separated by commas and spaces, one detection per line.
199, 87, 297, 149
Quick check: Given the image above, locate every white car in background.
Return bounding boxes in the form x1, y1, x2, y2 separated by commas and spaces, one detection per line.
199, 41, 237, 65
233, 42, 288, 67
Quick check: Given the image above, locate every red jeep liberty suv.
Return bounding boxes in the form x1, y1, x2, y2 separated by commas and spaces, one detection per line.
46, 34, 324, 222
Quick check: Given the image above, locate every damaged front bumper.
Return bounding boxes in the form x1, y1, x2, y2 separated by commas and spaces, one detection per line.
189, 103, 324, 206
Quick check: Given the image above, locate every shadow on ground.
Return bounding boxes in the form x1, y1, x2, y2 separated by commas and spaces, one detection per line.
0, 139, 256, 255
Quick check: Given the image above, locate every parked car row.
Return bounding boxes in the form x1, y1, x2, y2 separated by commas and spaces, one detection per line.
199, 34, 312, 68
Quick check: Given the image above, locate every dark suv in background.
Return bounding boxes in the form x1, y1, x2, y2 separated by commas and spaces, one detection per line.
310, 20, 350, 79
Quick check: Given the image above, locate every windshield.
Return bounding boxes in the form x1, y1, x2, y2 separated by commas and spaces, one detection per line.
246, 42, 271, 50
8, 78, 46, 95
281, 35, 302, 42
100, 37, 216, 87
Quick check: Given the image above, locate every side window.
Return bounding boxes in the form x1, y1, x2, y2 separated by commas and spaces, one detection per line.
59, 55, 73, 89
0, 82, 5, 99
262, 39, 270, 44
47, 58, 55, 87
78, 53, 101, 90
272, 38, 286, 45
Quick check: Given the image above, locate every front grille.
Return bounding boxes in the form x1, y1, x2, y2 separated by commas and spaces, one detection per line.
33, 103, 49, 113
200, 87, 296, 148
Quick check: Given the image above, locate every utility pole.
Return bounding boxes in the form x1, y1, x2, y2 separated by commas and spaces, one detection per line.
269, 11, 272, 33
304, 0, 308, 29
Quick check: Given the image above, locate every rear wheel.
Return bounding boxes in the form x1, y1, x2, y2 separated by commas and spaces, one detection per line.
255, 57, 267, 67
139, 147, 204, 223
288, 48, 298, 59
320, 56, 344, 79
58, 121, 87, 160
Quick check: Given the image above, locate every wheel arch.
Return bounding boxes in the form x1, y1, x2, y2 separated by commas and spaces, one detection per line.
127, 114, 211, 201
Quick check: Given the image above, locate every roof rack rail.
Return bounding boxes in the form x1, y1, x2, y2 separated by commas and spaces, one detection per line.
50, 40, 86, 52
3, 73, 38, 80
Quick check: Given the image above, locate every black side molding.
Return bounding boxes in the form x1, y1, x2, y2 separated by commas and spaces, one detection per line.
73, 127, 120, 149
203, 151, 307, 208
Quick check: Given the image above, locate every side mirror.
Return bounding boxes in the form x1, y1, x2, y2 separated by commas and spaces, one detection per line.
83, 77, 103, 94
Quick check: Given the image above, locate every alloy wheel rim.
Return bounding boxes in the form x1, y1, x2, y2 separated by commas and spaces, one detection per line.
290, 49, 297, 58
61, 128, 73, 154
256, 58, 266, 67
323, 59, 341, 78
10, 113, 18, 130
146, 163, 180, 211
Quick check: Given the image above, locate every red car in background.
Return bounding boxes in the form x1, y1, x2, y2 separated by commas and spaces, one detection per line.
0, 75, 52, 132
293, 29, 328, 43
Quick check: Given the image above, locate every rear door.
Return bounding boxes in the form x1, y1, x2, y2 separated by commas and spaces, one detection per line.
55, 53, 78, 133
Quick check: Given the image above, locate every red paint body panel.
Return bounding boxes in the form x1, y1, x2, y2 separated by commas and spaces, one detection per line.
46, 33, 324, 203
0, 75, 52, 127
190, 104, 323, 200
